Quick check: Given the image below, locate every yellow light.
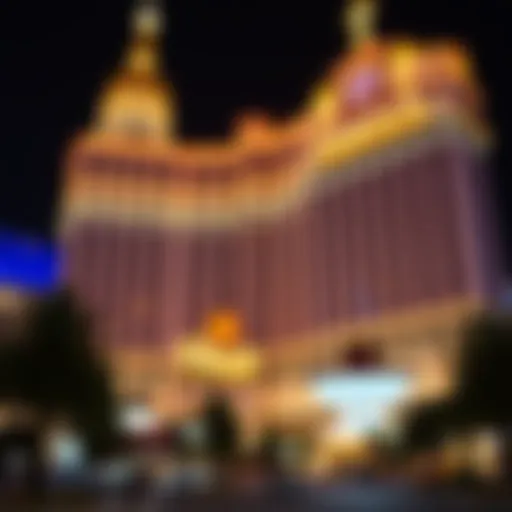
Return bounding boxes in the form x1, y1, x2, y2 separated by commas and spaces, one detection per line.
173, 326, 261, 385
390, 43, 418, 97
344, 0, 379, 49
309, 84, 335, 120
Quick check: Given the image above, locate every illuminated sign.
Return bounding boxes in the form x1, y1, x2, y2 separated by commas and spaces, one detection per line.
0, 229, 59, 293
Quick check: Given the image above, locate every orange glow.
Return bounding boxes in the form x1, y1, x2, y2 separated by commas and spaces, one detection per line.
205, 309, 243, 350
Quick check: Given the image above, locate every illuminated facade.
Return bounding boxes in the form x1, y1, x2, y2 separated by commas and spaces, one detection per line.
60, 0, 500, 399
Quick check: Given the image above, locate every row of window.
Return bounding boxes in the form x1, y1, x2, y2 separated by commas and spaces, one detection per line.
72, 144, 304, 183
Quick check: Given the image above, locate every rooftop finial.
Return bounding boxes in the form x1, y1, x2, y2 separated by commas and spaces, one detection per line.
343, 0, 379, 49
131, 0, 166, 38
123, 0, 166, 74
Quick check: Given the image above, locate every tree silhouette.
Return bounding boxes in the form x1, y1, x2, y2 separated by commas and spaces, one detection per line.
402, 398, 455, 453
201, 393, 239, 463
0, 288, 117, 459
455, 313, 512, 480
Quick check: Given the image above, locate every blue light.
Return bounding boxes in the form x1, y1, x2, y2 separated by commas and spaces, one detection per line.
0, 227, 60, 294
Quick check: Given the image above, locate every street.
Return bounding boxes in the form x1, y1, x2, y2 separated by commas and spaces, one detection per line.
1, 479, 511, 512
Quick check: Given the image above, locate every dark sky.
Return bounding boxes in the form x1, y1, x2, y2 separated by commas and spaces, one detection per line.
0, 0, 510, 267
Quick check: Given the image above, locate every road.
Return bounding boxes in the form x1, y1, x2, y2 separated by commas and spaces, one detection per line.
1, 478, 511, 511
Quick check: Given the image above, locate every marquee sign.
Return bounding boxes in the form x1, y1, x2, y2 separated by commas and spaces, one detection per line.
172, 310, 261, 384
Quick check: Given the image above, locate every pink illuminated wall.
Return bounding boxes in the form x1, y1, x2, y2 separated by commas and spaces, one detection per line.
63, 140, 499, 348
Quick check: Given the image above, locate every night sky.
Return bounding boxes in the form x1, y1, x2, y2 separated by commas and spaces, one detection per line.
0, 0, 510, 270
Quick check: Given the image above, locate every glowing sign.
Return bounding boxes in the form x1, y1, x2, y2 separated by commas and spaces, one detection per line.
0, 229, 59, 293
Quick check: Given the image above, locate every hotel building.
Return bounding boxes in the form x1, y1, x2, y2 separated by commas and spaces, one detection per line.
59, 0, 501, 417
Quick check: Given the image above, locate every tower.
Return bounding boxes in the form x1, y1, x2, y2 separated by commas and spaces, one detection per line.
94, 0, 175, 138
61, 1, 178, 395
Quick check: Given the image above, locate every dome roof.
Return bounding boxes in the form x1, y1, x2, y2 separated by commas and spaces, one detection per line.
308, 37, 479, 125
93, 0, 175, 139
306, 1, 479, 125
95, 73, 174, 138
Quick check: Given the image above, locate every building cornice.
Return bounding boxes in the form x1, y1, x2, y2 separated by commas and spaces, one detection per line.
60, 102, 490, 234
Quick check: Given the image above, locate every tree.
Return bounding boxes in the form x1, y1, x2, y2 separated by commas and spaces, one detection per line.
259, 428, 281, 470
195, 393, 240, 491
201, 393, 239, 463
0, 342, 26, 399
0, 289, 118, 498
456, 314, 512, 423
402, 398, 456, 454
5, 289, 117, 459
455, 313, 512, 480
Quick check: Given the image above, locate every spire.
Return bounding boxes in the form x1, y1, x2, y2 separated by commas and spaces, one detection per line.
124, 0, 166, 75
131, 0, 166, 39
343, 0, 379, 49
94, 0, 174, 138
